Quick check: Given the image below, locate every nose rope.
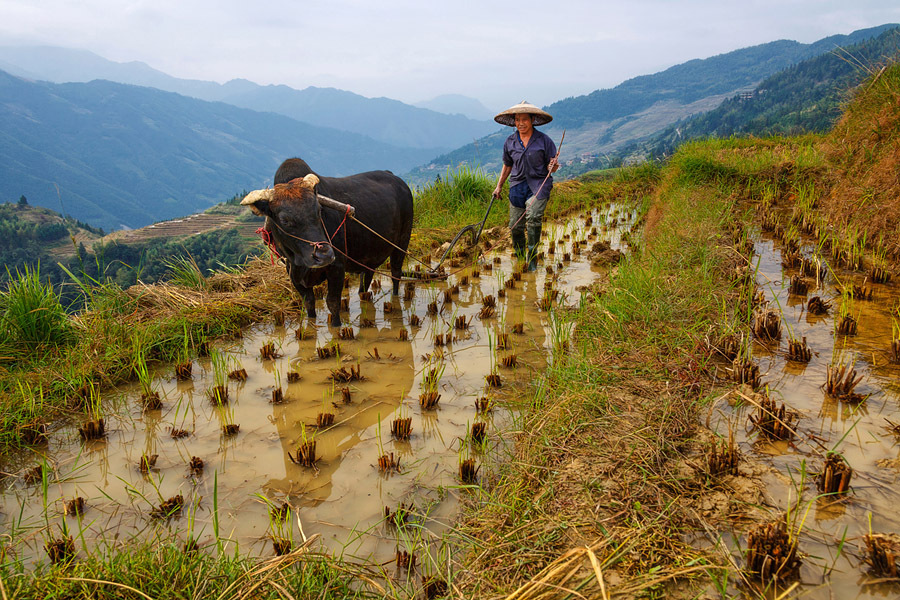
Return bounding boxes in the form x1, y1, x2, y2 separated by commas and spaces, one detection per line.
256, 220, 334, 261
310, 240, 329, 259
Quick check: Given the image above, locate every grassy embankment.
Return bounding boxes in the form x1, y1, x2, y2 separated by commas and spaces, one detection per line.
5, 64, 900, 597
452, 137, 829, 599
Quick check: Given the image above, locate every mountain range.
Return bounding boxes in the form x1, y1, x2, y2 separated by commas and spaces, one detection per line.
1, 23, 897, 231
623, 27, 900, 161
0, 70, 436, 230
0, 45, 498, 151
406, 23, 898, 183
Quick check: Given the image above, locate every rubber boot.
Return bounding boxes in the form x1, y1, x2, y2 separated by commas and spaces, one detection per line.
525, 223, 542, 271
511, 228, 527, 260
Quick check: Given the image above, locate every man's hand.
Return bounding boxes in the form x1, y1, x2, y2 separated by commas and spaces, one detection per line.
492, 186, 502, 200
549, 158, 560, 173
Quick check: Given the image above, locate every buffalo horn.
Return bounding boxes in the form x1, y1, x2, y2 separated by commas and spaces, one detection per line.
240, 188, 274, 206
317, 194, 356, 217
240, 186, 355, 218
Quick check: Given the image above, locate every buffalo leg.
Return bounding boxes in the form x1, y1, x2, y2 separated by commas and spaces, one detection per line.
288, 265, 317, 319
358, 270, 374, 295
326, 270, 344, 327
389, 247, 405, 295
301, 287, 316, 319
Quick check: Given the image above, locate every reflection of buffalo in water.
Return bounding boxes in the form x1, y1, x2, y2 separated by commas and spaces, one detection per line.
242, 158, 414, 327
260, 247, 555, 518
263, 313, 416, 507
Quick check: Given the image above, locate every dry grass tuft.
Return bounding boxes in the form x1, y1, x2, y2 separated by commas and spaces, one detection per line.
786, 336, 812, 363
825, 361, 865, 401
391, 416, 412, 440
731, 358, 761, 389
747, 392, 798, 441
751, 309, 782, 341
705, 431, 740, 478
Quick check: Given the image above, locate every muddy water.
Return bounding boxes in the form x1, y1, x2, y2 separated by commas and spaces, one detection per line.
1, 203, 637, 568
716, 228, 900, 597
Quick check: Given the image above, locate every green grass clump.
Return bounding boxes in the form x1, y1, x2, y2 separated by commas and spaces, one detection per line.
0, 264, 73, 360
2, 541, 373, 599
414, 165, 499, 231
164, 254, 208, 289
0, 256, 277, 458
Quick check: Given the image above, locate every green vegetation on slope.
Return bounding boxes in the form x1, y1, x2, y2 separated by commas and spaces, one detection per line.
0, 203, 103, 278
0, 196, 262, 307
822, 61, 900, 257
78, 228, 258, 290
632, 26, 900, 159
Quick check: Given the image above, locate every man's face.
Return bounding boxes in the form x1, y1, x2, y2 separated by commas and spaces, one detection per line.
515, 113, 534, 136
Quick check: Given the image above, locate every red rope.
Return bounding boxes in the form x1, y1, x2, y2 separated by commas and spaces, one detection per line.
333, 205, 351, 239
256, 226, 281, 264
321, 204, 352, 261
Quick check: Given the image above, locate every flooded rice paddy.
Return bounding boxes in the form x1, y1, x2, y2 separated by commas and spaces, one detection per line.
714, 217, 900, 597
1, 204, 637, 569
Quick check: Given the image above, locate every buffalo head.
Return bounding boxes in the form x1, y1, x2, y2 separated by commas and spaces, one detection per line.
242, 174, 336, 269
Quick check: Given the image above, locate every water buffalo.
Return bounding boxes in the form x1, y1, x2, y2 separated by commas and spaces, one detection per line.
242, 158, 414, 327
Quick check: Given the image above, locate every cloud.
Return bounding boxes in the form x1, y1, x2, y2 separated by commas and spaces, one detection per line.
1, 0, 898, 107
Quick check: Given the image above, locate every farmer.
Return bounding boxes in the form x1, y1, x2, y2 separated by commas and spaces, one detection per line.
491, 101, 559, 267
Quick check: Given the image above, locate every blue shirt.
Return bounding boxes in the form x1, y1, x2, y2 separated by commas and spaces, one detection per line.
502, 129, 557, 201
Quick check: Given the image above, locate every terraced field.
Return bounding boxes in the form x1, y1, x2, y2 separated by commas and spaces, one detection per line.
99, 212, 262, 245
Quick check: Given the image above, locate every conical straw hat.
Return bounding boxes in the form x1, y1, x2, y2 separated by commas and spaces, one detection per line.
494, 100, 553, 127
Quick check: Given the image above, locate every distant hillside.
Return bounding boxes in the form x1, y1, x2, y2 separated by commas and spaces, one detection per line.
405, 24, 898, 183
0, 45, 497, 151
414, 94, 494, 120
0, 70, 434, 230
0, 200, 102, 281
215, 86, 497, 151
546, 27, 896, 129
0, 195, 263, 299
625, 27, 900, 160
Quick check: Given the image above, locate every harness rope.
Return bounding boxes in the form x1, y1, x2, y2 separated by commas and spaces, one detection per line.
258, 212, 476, 284
252, 129, 564, 282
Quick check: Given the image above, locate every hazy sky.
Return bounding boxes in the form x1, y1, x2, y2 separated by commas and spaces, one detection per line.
2, 0, 899, 108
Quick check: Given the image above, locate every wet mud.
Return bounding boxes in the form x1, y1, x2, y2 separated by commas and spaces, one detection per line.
711, 223, 900, 597
1, 203, 637, 567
